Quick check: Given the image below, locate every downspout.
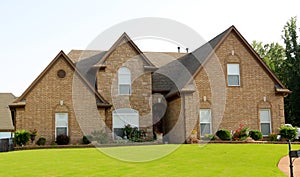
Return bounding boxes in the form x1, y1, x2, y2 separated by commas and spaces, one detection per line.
182, 94, 187, 144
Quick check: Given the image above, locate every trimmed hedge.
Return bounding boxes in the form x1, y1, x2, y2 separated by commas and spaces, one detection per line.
279, 125, 297, 140
56, 134, 70, 145
82, 136, 91, 144
249, 130, 263, 141
14, 130, 30, 146
216, 129, 231, 140
36, 137, 46, 146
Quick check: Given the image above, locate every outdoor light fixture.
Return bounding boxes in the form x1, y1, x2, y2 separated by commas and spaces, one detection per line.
158, 97, 162, 103
60, 100, 64, 106
203, 96, 207, 102
263, 96, 267, 102
231, 50, 235, 56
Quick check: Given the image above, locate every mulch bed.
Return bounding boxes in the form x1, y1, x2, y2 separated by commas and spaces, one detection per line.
11, 140, 300, 151
13, 141, 161, 151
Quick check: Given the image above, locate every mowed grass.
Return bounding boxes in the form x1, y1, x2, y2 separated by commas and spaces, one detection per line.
0, 144, 296, 177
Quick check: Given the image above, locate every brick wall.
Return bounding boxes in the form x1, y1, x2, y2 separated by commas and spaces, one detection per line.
97, 40, 153, 137
190, 32, 285, 137
15, 57, 105, 144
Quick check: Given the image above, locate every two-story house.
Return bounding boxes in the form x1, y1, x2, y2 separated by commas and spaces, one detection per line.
9, 26, 290, 144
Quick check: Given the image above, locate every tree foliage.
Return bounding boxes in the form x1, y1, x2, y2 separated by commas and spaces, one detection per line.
252, 17, 300, 126
251, 40, 286, 82
282, 17, 300, 126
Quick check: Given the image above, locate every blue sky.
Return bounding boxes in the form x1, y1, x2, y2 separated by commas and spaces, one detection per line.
1, 0, 300, 96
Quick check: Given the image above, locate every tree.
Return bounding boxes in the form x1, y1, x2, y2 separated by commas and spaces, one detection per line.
252, 17, 300, 126
282, 17, 300, 126
251, 40, 286, 82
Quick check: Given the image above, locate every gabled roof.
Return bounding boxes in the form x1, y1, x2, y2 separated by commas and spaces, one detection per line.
217, 26, 288, 91
153, 25, 290, 97
12, 51, 110, 107
68, 50, 106, 64
0, 93, 16, 131
143, 52, 186, 67
96, 33, 155, 67
152, 27, 229, 94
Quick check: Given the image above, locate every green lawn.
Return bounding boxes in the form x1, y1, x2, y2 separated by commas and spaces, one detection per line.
0, 144, 296, 177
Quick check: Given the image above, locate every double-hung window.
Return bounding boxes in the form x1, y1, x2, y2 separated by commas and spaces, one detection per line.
200, 109, 212, 136
118, 67, 131, 95
55, 113, 68, 137
227, 64, 240, 86
260, 109, 271, 136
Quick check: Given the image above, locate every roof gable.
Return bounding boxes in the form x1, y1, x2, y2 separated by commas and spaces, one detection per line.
153, 25, 290, 97
14, 51, 109, 105
97, 33, 155, 67
219, 26, 288, 90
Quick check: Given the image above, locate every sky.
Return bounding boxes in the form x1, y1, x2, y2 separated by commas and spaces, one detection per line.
1, 0, 300, 96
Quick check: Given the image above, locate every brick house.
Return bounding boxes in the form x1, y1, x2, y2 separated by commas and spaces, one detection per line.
9, 26, 290, 144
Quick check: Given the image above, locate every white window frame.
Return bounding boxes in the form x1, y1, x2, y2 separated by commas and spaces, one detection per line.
112, 108, 139, 139
55, 113, 68, 138
199, 109, 212, 136
118, 67, 131, 95
259, 109, 272, 136
227, 64, 240, 86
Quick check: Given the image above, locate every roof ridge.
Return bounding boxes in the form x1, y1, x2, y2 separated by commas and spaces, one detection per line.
96, 32, 155, 67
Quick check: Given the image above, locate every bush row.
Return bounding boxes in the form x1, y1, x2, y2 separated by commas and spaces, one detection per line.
205, 124, 298, 141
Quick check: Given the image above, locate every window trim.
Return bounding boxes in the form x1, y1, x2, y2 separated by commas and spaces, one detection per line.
259, 109, 272, 136
199, 109, 212, 136
118, 67, 131, 95
227, 63, 240, 86
55, 113, 68, 138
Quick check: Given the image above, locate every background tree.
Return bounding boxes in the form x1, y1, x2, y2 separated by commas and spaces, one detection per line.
252, 17, 300, 126
251, 40, 286, 82
282, 17, 300, 126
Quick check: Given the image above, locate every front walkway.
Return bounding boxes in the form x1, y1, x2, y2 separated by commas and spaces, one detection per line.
278, 155, 300, 176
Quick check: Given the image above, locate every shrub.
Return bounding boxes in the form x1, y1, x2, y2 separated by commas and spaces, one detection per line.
279, 125, 297, 140
36, 137, 46, 146
203, 134, 215, 141
91, 130, 109, 144
82, 135, 91, 144
216, 129, 231, 140
56, 134, 70, 145
123, 124, 146, 142
232, 124, 249, 141
14, 130, 30, 146
249, 130, 263, 141
269, 133, 278, 141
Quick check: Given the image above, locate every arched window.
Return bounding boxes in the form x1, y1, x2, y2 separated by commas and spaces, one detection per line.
118, 67, 131, 95
112, 108, 139, 139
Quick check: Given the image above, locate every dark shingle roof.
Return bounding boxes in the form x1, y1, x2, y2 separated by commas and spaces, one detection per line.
152, 26, 230, 94
0, 93, 16, 131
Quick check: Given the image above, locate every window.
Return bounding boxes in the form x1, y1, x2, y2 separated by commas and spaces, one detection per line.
55, 113, 68, 137
0, 132, 11, 139
118, 67, 131, 95
227, 64, 240, 86
200, 109, 211, 136
112, 108, 139, 139
57, 69, 66, 78
260, 109, 271, 136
